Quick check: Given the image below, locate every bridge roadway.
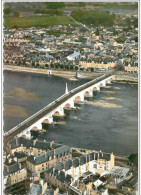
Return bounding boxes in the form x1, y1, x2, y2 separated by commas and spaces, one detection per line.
4, 70, 115, 146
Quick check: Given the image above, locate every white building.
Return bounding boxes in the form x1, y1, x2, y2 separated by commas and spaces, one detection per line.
67, 52, 81, 61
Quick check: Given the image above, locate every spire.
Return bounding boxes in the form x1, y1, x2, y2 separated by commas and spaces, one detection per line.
65, 83, 68, 94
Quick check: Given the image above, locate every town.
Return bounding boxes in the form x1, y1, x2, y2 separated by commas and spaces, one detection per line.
3, 2, 138, 195
4, 5, 138, 75
4, 133, 138, 195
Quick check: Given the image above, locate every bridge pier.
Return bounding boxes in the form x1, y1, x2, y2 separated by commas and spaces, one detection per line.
48, 117, 53, 124
106, 80, 111, 84
97, 86, 100, 91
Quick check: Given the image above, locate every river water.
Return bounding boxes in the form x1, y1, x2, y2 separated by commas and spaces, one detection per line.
3, 70, 138, 155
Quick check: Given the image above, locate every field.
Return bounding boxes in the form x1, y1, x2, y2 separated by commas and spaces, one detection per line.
4, 16, 77, 28
71, 10, 115, 27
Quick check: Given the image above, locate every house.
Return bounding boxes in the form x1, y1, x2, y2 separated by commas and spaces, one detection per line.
5, 136, 33, 155
79, 60, 116, 71
4, 161, 27, 187
67, 52, 81, 61
44, 151, 115, 194
124, 65, 138, 73
26, 145, 72, 174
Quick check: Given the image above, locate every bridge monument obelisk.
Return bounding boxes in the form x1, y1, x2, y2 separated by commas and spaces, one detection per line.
65, 83, 68, 94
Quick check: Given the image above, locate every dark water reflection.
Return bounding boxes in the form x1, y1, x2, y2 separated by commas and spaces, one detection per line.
4, 70, 138, 155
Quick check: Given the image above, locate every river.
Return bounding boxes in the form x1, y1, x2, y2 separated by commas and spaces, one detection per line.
3, 70, 138, 155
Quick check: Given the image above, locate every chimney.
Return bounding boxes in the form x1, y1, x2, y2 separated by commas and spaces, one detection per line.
14, 157, 18, 162
77, 179, 80, 188
45, 152, 48, 159
6, 166, 9, 173
37, 171, 40, 178
71, 178, 73, 184
64, 162, 66, 170
53, 167, 56, 174
16, 138, 18, 146
18, 163, 22, 169
50, 141, 54, 148
89, 154, 90, 162
86, 155, 88, 162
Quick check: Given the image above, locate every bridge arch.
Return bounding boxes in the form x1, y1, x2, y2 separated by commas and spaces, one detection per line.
42, 119, 50, 124
32, 126, 38, 130
100, 83, 104, 87
74, 96, 82, 102
93, 87, 97, 91
84, 91, 91, 97
63, 103, 71, 109
100, 82, 106, 87
52, 111, 61, 117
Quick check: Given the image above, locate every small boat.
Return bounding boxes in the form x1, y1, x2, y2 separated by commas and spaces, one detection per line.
68, 76, 78, 81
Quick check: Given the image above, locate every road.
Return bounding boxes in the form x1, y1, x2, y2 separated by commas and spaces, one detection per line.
4, 70, 115, 146
68, 15, 90, 31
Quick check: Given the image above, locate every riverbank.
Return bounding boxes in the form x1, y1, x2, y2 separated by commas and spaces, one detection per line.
113, 74, 138, 83
3, 65, 103, 79
4, 65, 138, 82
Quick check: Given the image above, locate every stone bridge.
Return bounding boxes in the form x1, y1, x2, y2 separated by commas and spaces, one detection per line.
4, 72, 114, 144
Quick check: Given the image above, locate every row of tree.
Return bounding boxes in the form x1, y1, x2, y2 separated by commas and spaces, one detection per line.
31, 62, 96, 72
5, 59, 111, 73
4, 8, 20, 17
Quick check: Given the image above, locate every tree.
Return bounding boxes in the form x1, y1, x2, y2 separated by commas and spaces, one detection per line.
13, 11, 19, 17
75, 66, 78, 71
41, 34, 44, 38
90, 67, 94, 72
65, 65, 69, 70
60, 65, 64, 70
18, 61, 21, 66
113, 30, 118, 36
55, 64, 59, 69
50, 63, 54, 69
116, 61, 124, 71
45, 2, 65, 9
134, 36, 138, 42
115, 37, 126, 43
78, 2, 85, 7
36, 63, 39, 67
4, 8, 11, 15
23, 59, 26, 66
95, 28, 100, 36
70, 66, 74, 71
32, 61, 35, 67
128, 153, 138, 166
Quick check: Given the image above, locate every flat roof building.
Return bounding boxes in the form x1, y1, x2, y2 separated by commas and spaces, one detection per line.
67, 52, 81, 61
